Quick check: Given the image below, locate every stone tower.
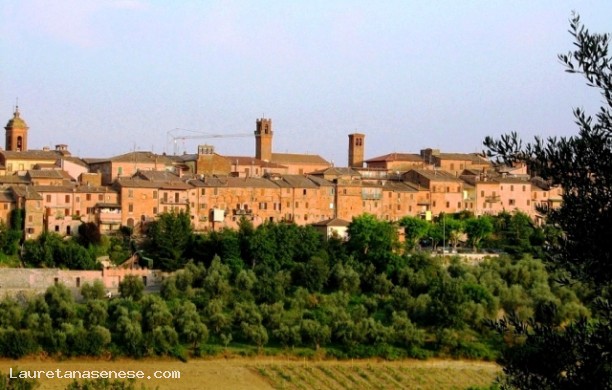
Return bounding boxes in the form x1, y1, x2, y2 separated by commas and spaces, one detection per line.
348, 133, 365, 168
5, 106, 29, 151
255, 118, 273, 162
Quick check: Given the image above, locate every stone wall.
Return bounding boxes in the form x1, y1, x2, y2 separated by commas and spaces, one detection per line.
0, 267, 165, 299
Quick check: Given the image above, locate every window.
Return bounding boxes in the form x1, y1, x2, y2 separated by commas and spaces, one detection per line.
118, 167, 123, 175
46, 195, 51, 202
76, 277, 81, 288
481, 190, 484, 197
433, 201, 437, 207
510, 185, 514, 191
527, 200, 531, 206
200, 189, 205, 196
303, 189, 307, 195
295, 202, 299, 208
458, 202, 461, 208
305, 202, 309, 208
522, 185, 526, 191
128, 189, 134, 198
446, 201, 450, 208
64, 209, 69, 216
65, 195, 70, 203
213, 188, 218, 196
28, 215, 33, 222
128, 203, 134, 212
153, 207, 158, 214
98, 194, 103, 201
86, 194, 91, 201
397, 204, 401, 210
509, 199, 516, 206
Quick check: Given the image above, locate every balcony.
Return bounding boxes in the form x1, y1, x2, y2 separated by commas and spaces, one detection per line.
485, 195, 501, 203
98, 212, 122, 225
160, 198, 189, 205
233, 208, 253, 216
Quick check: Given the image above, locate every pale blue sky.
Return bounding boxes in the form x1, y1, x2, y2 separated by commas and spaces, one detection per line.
1, 1, 611, 165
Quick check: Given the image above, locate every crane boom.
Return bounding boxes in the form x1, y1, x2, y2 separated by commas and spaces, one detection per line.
167, 128, 252, 155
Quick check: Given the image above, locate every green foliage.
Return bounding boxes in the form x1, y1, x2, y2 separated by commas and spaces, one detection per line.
21, 232, 97, 269
80, 280, 107, 301
399, 216, 429, 251
484, 13, 612, 389
146, 210, 192, 271
0, 369, 39, 390
465, 216, 494, 252
119, 275, 145, 301
77, 222, 102, 247
347, 214, 400, 272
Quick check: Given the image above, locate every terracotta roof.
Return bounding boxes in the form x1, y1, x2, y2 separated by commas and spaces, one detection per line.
32, 185, 78, 192
10, 185, 42, 200
366, 153, 423, 163
305, 175, 334, 187
309, 167, 361, 176
60, 156, 90, 168
408, 169, 463, 182
0, 150, 62, 161
271, 153, 330, 165
26, 170, 65, 179
312, 218, 351, 227
87, 151, 175, 165
278, 175, 321, 188
438, 153, 490, 164
0, 175, 29, 185
0, 190, 14, 202
383, 180, 419, 192
225, 176, 280, 189
225, 156, 287, 169
134, 170, 181, 182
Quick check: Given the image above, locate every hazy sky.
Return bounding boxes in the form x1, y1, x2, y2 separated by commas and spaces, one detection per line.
2, 1, 611, 165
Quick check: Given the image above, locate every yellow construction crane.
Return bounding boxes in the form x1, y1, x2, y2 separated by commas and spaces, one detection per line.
167, 128, 252, 155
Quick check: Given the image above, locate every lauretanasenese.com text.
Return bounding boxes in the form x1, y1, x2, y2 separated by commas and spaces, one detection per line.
9, 367, 181, 380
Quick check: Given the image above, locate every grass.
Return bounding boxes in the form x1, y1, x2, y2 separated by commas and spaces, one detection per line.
0, 357, 500, 390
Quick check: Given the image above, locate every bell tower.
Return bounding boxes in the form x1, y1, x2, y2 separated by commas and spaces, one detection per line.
5, 106, 29, 152
255, 118, 273, 162
348, 133, 365, 168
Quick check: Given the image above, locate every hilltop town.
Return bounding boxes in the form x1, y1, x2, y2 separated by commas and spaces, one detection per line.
1, 107, 559, 239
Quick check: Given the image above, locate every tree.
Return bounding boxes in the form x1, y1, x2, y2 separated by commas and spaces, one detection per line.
484, 13, 612, 389
77, 222, 102, 247
399, 216, 430, 251
118, 275, 145, 301
346, 214, 399, 271
146, 210, 192, 271
465, 216, 494, 252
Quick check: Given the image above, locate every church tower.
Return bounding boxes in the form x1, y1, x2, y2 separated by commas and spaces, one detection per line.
5, 106, 29, 151
348, 133, 365, 168
255, 118, 273, 162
